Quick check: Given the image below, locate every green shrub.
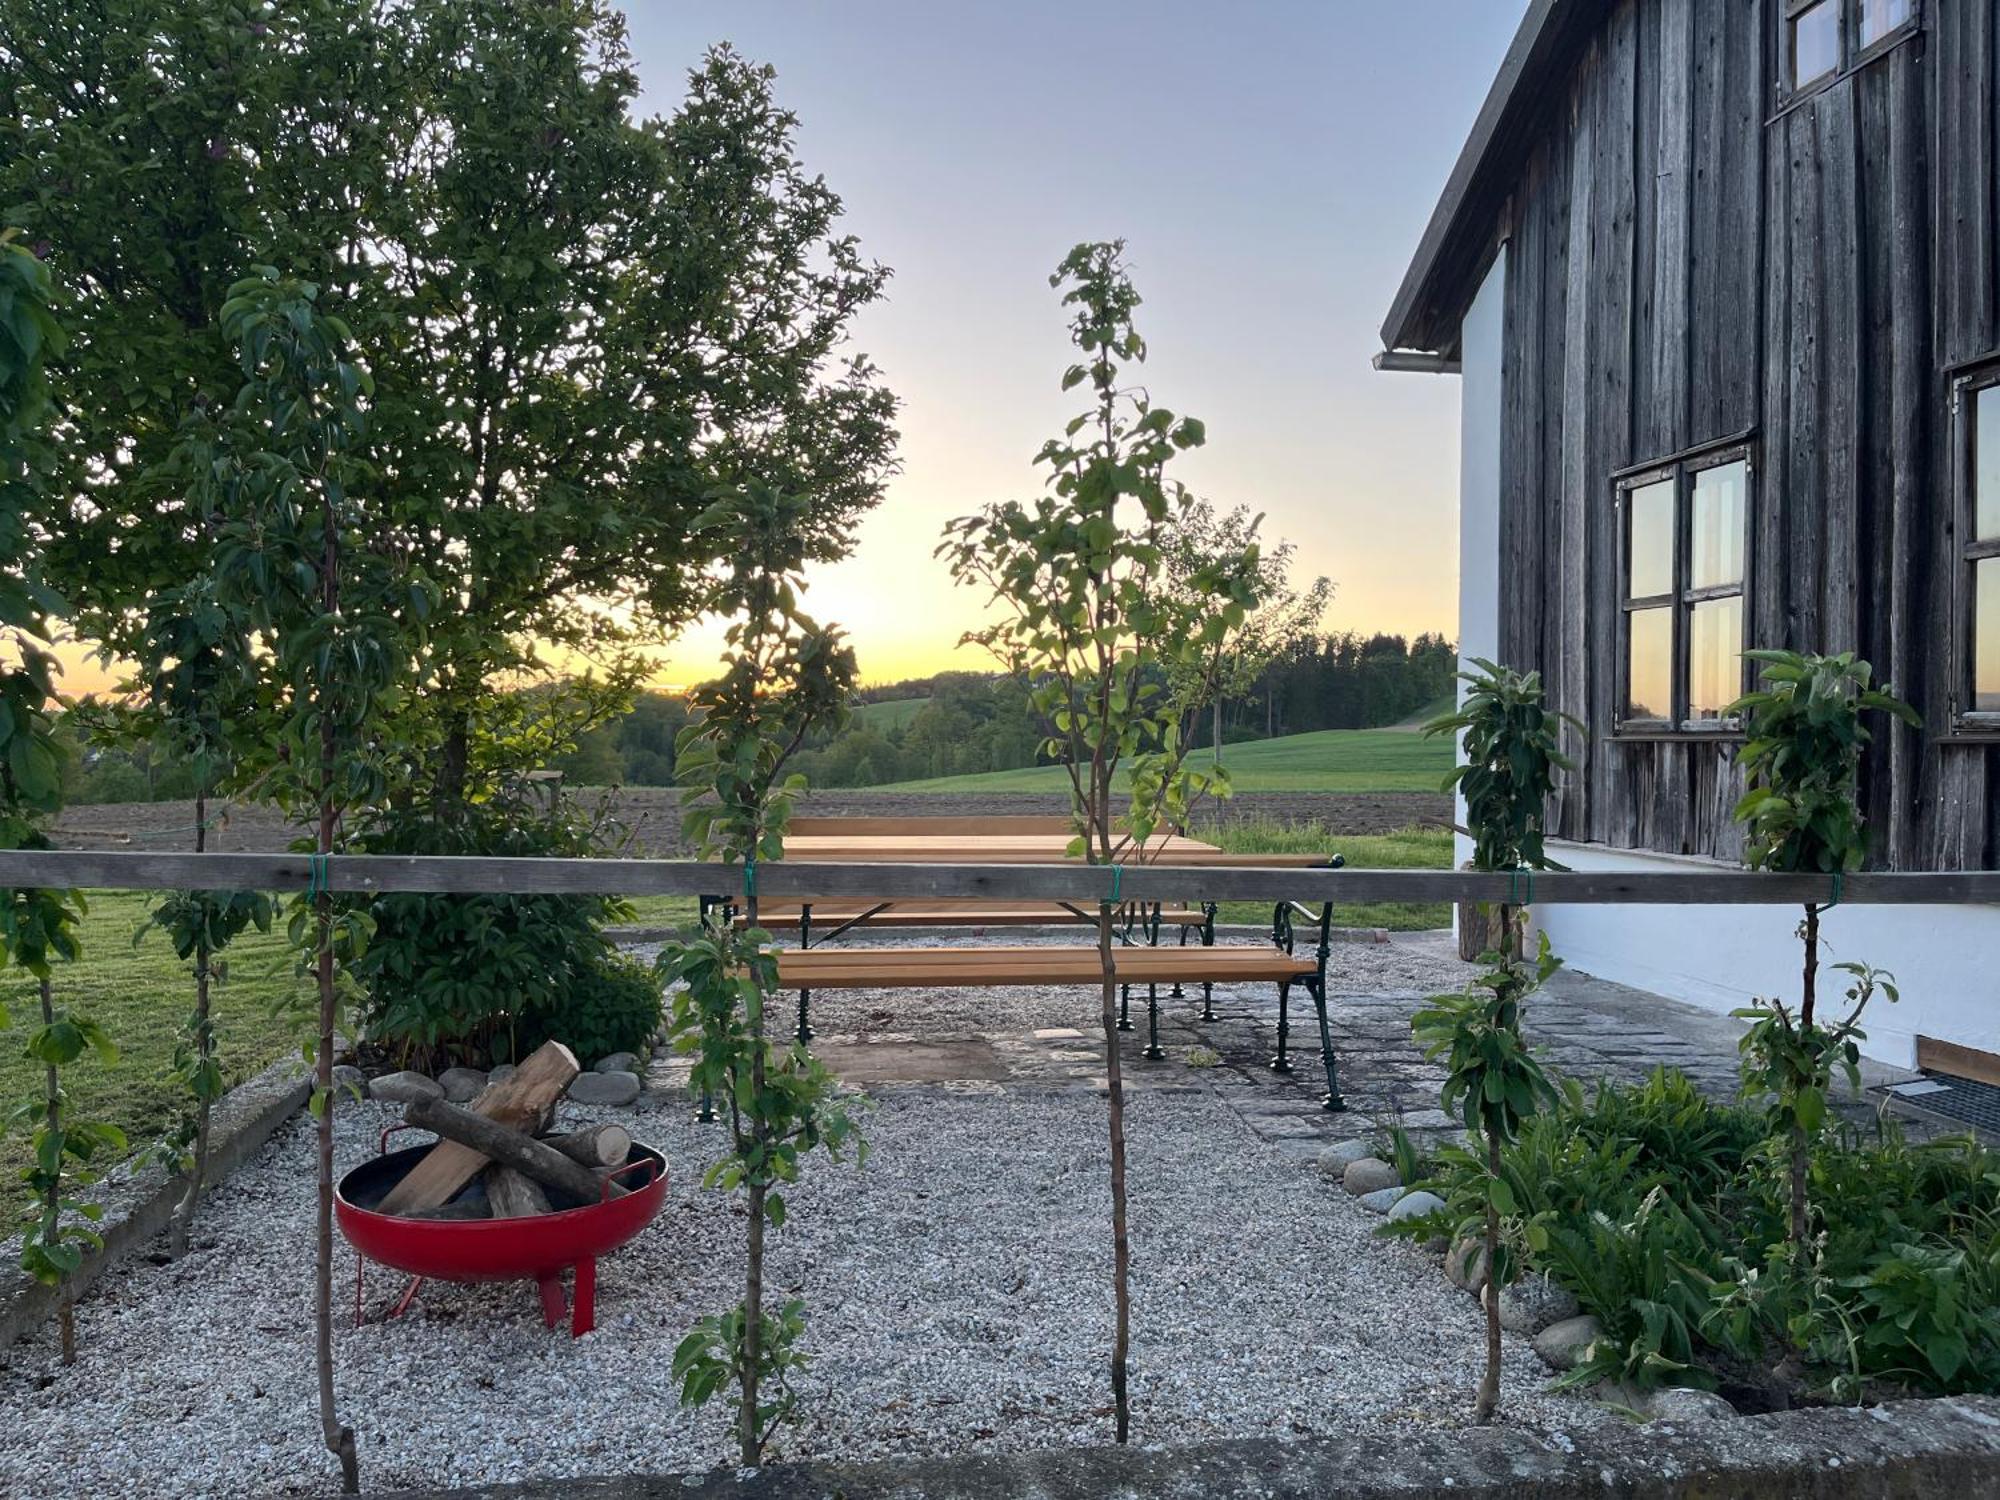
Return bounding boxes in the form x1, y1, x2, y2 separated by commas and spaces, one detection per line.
351, 793, 633, 1068
516, 951, 662, 1066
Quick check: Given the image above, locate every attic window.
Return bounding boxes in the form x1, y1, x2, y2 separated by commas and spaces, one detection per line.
1784, 0, 1920, 98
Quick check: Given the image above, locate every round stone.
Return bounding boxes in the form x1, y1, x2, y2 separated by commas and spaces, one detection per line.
1356, 1186, 1403, 1214
1342, 1157, 1401, 1196
1316, 1138, 1375, 1181
1385, 1189, 1447, 1223
1498, 1275, 1580, 1335
568, 1070, 642, 1106
437, 1067, 488, 1104
330, 1064, 369, 1100
488, 1064, 517, 1085
1531, 1313, 1605, 1372
594, 1052, 639, 1075
1646, 1387, 1738, 1423
1444, 1237, 1489, 1295
369, 1070, 444, 1105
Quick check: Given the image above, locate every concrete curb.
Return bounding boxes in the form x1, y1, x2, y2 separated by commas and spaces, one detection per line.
0, 1052, 311, 1349
377, 1396, 2000, 1499
609, 923, 1397, 946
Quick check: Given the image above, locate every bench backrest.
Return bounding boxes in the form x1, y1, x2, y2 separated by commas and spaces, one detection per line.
785, 815, 1076, 837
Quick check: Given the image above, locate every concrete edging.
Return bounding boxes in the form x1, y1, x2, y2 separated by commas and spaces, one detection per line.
382, 1396, 2000, 1499
0, 1052, 311, 1349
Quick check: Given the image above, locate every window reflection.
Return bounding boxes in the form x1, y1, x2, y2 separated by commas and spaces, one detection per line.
1791, 1, 1839, 88
1688, 597, 1743, 720
1978, 558, 2000, 714
1858, 0, 1914, 48
1691, 462, 1746, 590
1628, 608, 1673, 721
1978, 384, 1998, 543
1627, 480, 1675, 598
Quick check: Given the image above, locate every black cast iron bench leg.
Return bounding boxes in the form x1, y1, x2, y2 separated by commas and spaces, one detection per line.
1270, 980, 1293, 1073
796, 903, 814, 1045
1144, 982, 1164, 1060
1305, 973, 1344, 1112
1200, 902, 1218, 1021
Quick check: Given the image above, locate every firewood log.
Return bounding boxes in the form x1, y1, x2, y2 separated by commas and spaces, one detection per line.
402, 1095, 620, 1207
541, 1123, 632, 1169
405, 1200, 491, 1222
378, 1041, 579, 1215
483, 1165, 552, 1219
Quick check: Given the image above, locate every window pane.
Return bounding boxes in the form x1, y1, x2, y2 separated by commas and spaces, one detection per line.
1791, 1, 1839, 88
1626, 479, 1675, 598
1628, 607, 1673, 721
1690, 460, 1746, 589
1979, 558, 2000, 714
1858, 0, 1914, 49
1978, 383, 2000, 543
1688, 596, 1743, 721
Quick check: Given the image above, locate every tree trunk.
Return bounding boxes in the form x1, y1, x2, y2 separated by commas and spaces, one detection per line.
41, 976, 74, 1366
1474, 1131, 1503, 1424
1791, 902, 1820, 1255
172, 785, 212, 1261
315, 504, 359, 1495
741, 878, 767, 1467
1098, 900, 1131, 1444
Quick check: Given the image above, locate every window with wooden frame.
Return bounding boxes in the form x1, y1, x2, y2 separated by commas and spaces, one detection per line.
1952, 361, 2000, 731
1616, 443, 1752, 734
1781, 0, 1920, 101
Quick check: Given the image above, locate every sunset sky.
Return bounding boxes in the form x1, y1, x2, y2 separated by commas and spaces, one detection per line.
57, 3, 1524, 696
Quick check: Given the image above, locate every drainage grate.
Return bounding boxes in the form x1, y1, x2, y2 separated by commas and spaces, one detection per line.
1880, 1072, 2000, 1135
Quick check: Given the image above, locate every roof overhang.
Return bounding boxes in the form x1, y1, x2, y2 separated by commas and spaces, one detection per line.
1378, 0, 1596, 360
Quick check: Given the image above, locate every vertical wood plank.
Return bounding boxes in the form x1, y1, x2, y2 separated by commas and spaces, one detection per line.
1645, 0, 1696, 459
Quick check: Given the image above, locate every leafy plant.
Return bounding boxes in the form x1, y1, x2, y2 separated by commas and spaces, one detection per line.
1727, 651, 1917, 1260
517, 951, 662, 1067
655, 487, 868, 1467
1415, 659, 1576, 1423
939, 240, 1265, 1442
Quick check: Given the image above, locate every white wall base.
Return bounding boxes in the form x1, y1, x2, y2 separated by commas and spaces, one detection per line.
1528, 842, 2000, 1070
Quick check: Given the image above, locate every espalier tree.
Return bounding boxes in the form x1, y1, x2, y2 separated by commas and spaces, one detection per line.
1727, 651, 1918, 1261
199, 270, 431, 1494
939, 241, 1263, 1443
125, 573, 271, 1257
1416, 660, 1574, 1423
0, 233, 124, 1367
658, 488, 866, 1467
4, 9, 896, 822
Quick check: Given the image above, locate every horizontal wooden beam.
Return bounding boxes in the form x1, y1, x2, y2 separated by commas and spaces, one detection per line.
0, 850, 1996, 907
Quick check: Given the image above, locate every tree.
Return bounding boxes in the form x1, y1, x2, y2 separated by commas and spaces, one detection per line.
659, 488, 866, 1467
2, 6, 896, 820
199, 270, 431, 1494
939, 241, 1262, 1442
1727, 650, 1917, 1261
1160, 502, 1330, 761
1419, 659, 1574, 1422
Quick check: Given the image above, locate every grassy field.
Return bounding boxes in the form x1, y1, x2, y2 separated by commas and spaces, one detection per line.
0, 891, 312, 1216
872, 726, 1451, 794
853, 696, 930, 731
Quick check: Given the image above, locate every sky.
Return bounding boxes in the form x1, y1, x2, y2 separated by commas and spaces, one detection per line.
619, 0, 1524, 687
51, 2, 1523, 697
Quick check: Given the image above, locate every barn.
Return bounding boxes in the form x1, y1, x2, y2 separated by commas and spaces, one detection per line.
1380, 0, 1998, 1071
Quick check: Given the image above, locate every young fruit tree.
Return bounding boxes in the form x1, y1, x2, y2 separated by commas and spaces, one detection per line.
939, 241, 1264, 1442
1416, 659, 1574, 1422
0, 233, 126, 1366
200, 270, 432, 1493
657, 488, 867, 1467
1726, 650, 1918, 1261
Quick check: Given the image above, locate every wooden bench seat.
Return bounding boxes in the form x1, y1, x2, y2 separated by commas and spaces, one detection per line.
776, 943, 1313, 990
741, 900, 1212, 931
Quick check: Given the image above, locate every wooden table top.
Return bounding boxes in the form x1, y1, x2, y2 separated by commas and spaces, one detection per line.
778, 833, 1337, 868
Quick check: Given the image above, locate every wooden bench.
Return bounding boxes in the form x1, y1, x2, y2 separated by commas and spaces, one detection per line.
764, 903, 1346, 1112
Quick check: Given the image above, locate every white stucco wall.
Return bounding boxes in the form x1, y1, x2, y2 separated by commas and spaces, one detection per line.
1454, 251, 1506, 884
1526, 844, 2000, 1070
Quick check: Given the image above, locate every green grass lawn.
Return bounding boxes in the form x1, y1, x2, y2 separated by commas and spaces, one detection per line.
852, 696, 930, 731
0, 890, 312, 1216
1207, 821, 1451, 931
871, 726, 1452, 794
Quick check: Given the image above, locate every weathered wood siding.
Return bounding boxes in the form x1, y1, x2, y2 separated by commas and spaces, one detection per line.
1495, 0, 2000, 870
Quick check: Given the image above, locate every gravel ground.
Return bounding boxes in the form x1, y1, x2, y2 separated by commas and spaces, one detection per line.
0, 938, 1576, 1498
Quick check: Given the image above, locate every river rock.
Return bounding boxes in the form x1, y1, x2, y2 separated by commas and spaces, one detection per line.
1445, 1236, 1489, 1295
330, 1065, 369, 1100
1317, 1138, 1375, 1181
569, 1070, 642, 1106
1499, 1276, 1581, 1335
1342, 1157, 1401, 1196
1356, 1186, 1404, 1214
1532, 1313, 1605, 1372
594, 1051, 639, 1075
437, 1067, 488, 1104
1385, 1189, 1446, 1223
488, 1064, 516, 1085
1646, 1387, 1738, 1423
370, 1070, 444, 1105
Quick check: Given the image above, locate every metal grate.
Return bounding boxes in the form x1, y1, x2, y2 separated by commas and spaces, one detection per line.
1881, 1072, 2000, 1135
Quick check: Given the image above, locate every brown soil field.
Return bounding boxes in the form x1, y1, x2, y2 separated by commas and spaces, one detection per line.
51, 788, 1450, 858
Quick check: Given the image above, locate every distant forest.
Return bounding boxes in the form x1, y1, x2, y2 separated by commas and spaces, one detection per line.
59, 631, 1454, 801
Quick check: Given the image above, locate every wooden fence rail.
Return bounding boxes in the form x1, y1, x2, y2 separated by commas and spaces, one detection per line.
0, 850, 1996, 906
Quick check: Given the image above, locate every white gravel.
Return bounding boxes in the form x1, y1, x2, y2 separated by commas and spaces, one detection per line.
0, 1076, 1602, 1496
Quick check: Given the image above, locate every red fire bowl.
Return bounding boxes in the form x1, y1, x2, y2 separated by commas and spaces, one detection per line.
335, 1140, 669, 1336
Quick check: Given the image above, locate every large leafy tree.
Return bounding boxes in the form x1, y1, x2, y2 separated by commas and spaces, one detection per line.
1, 2, 897, 810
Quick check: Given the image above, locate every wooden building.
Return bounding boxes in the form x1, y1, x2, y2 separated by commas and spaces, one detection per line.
1382, 0, 1997, 1068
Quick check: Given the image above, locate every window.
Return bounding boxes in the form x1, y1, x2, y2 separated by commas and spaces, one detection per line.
1954, 363, 2000, 727
1616, 445, 1752, 733
1783, 0, 1920, 98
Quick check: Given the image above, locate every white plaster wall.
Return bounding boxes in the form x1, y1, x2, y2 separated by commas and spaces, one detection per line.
1454, 251, 1507, 888
1528, 842, 2000, 1069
